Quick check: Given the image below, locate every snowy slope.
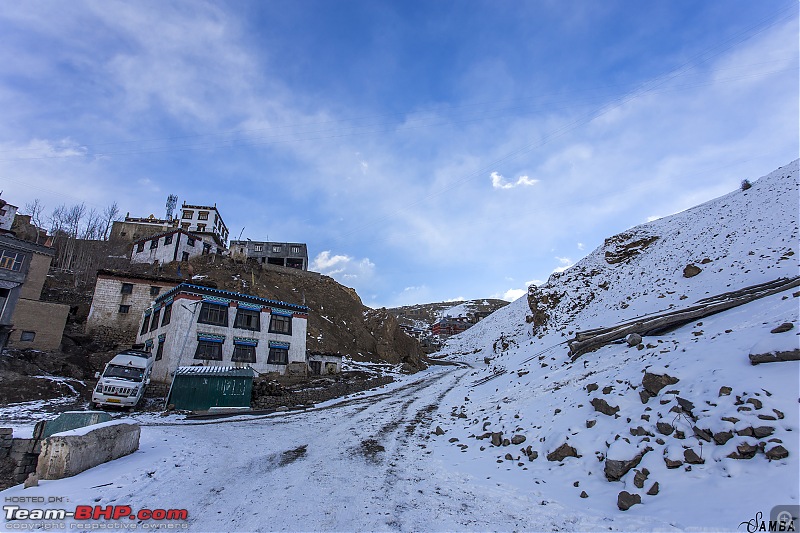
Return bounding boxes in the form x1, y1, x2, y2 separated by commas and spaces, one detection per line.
431, 160, 799, 528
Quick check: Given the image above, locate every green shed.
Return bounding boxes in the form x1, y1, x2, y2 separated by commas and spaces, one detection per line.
167, 366, 255, 411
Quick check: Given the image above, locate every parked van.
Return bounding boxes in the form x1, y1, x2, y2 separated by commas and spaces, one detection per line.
91, 349, 154, 409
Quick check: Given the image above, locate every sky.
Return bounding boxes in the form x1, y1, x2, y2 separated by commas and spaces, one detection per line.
0, 0, 797, 308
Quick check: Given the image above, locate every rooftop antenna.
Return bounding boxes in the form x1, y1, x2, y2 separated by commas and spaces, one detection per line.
165, 194, 178, 220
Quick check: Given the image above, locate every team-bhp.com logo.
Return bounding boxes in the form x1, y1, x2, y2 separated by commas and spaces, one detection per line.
4, 504, 188, 522
738, 506, 798, 532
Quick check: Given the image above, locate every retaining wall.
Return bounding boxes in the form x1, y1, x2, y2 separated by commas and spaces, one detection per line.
251, 376, 393, 409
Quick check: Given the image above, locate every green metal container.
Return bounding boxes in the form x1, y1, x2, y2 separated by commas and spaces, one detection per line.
167, 366, 254, 411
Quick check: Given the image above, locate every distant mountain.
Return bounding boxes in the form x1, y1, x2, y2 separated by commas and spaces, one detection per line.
387, 299, 509, 332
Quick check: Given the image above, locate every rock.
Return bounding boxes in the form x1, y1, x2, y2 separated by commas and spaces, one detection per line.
692, 427, 713, 442
23, 473, 39, 489
700, 257, 712, 264
757, 414, 777, 421
586, 419, 597, 429
647, 482, 660, 496
737, 427, 754, 437
633, 468, 649, 489
713, 430, 734, 445
448, 437, 459, 443
721, 416, 739, 424
630, 426, 652, 437
573, 481, 579, 487
502, 439, 510, 447
656, 422, 674, 435
528, 450, 539, 461
719, 386, 733, 396
773, 409, 785, 420
617, 491, 642, 511
642, 372, 679, 396
664, 457, 683, 469
591, 397, 620, 416
580, 491, 588, 499
626, 333, 642, 347
511, 435, 526, 445
684, 449, 704, 464
586, 383, 599, 393
753, 426, 774, 439
604, 449, 649, 481
546, 443, 579, 462
746, 398, 763, 410
655, 438, 665, 445
491, 432, 503, 446
676, 397, 695, 416
639, 390, 651, 404
683, 264, 702, 278
735, 442, 759, 459
749, 349, 800, 364
434, 426, 445, 435
504, 453, 514, 461
770, 323, 794, 333
765, 445, 789, 460
602, 385, 614, 394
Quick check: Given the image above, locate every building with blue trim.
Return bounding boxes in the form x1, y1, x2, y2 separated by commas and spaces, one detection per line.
135, 283, 309, 383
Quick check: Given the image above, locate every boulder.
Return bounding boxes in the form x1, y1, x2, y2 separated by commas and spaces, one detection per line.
604, 449, 649, 481
718, 386, 732, 396
617, 491, 642, 511
434, 426, 445, 436
546, 443, 579, 462
770, 323, 794, 333
765, 445, 789, 460
580, 491, 589, 499
753, 426, 775, 439
647, 482, 660, 496
626, 333, 642, 347
664, 457, 682, 469
712, 430, 734, 445
491, 432, 503, 447
633, 468, 649, 489
586, 419, 597, 429
591, 397, 620, 416
683, 264, 702, 278
642, 372, 679, 396
656, 422, 674, 435
511, 435, 526, 445
683, 448, 704, 464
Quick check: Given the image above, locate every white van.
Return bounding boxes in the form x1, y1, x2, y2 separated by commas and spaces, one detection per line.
91, 349, 154, 409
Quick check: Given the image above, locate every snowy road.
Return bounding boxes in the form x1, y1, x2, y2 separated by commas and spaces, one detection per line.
1, 363, 658, 532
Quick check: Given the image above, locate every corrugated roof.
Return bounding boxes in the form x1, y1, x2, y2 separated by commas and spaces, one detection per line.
175, 366, 255, 377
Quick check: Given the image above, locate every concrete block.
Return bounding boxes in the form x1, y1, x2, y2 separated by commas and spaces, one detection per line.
41, 411, 113, 439
36, 422, 140, 480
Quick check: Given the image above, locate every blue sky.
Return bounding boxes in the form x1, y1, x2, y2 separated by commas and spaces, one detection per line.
0, 1, 797, 307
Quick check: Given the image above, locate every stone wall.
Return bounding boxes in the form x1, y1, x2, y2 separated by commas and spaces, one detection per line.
0, 429, 41, 488
251, 375, 393, 409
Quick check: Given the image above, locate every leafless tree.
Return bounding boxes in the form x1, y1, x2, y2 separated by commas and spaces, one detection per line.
23, 199, 46, 244
101, 202, 120, 241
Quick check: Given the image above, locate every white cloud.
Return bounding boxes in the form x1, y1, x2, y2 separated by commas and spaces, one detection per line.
444, 296, 466, 302
502, 288, 526, 301
490, 172, 540, 190
310, 251, 375, 282
577, 242, 585, 250
553, 256, 573, 273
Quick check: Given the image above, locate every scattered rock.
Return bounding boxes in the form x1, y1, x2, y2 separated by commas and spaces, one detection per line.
639, 391, 651, 404
586, 383, 599, 393
684, 448, 704, 464
656, 422, 674, 436
591, 397, 620, 416
605, 449, 649, 481
770, 323, 794, 334
664, 457, 683, 469
692, 427, 713, 442
736, 427, 754, 437
434, 426, 445, 436
586, 419, 596, 429
602, 385, 614, 394
626, 333, 642, 347
448, 437, 459, 443
753, 426, 775, 439
546, 443, 579, 462
749, 349, 800, 365
630, 426, 652, 437
773, 409, 784, 420
683, 264, 702, 278
633, 468, 650, 489
617, 491, 642, 511
642, 372, 680, 396
718, 386, 732, 396
504, 453, 514, 461
491, 432, 503, 446
757, 414, 777, 421
746, 398, 763, 410
647, 482, 660, 496
713, 430, 734, 445
765, 445, 789, 460
502, 439, 510, 447
573, 481, 580, 487
580, 491, 588, 499
676, 397, 695, 417
511, 435, 526, 445
734, 442, 759, 459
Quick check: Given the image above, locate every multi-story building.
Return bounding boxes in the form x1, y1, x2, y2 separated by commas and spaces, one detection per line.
130, 228, 222, 265
109, 214, 178, 244
0, 199, 19, 234
178, 203, 229, 249
431, 316, 472, 338
85, 270, 183, 344
229, 240, 308, 270
0, 234, 69, 350
136, 283, 309, 383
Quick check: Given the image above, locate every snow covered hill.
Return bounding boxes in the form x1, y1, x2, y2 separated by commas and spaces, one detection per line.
434, 160, 799, 528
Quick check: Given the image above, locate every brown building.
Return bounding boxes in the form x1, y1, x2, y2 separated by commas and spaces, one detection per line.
86, 270, 183, 345
0, 234, 69, 351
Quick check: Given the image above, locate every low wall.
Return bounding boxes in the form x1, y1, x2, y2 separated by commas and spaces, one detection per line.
0, 430, 41, 487
251, 376, 393, 409
36, 422, 140, 480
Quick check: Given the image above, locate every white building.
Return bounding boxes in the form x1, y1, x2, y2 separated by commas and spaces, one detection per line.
136, 283, 309, 383
130, 228, 222, 265
0, 199, 18, 233
178, 203, 229, 249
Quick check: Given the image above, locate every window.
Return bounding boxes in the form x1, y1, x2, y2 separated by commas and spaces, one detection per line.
150, 286, 161, 296
181, 252, 190, 262
118, 305, 130, 314
234, 309, 260, 331
150, 239, 158, 249
0, 250, 24, 272
269, 314, 292, 335
194, 341, 222, 360
182, 210, 194, 219
214, 214, 219, 224
164, 234, 173, 245
140, 315, 151, 335
196, 224, 206, 233
202, 243, 211, 255
161, 304, 172, 326
187, 237, 195, 247
267, 347, 288, 364
181, 223, 190, 231
232, 344, 256, 363
197, 302, 228, 326
254, 244, 263, 252
20, 331, 35, 342
136, 242, 145, 252
291, 246, 302, 254
121, 283, 133, 295
198, 211, 209, 220
272, 245, 282, 253
150, 309, 161, 332
155, 339, 165, 361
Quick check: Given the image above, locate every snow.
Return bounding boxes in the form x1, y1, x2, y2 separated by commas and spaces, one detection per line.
1, 161, 798, 531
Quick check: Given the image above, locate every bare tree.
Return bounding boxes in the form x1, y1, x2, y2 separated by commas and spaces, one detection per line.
101, 202, 120, 241
23, 199, 46, 244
